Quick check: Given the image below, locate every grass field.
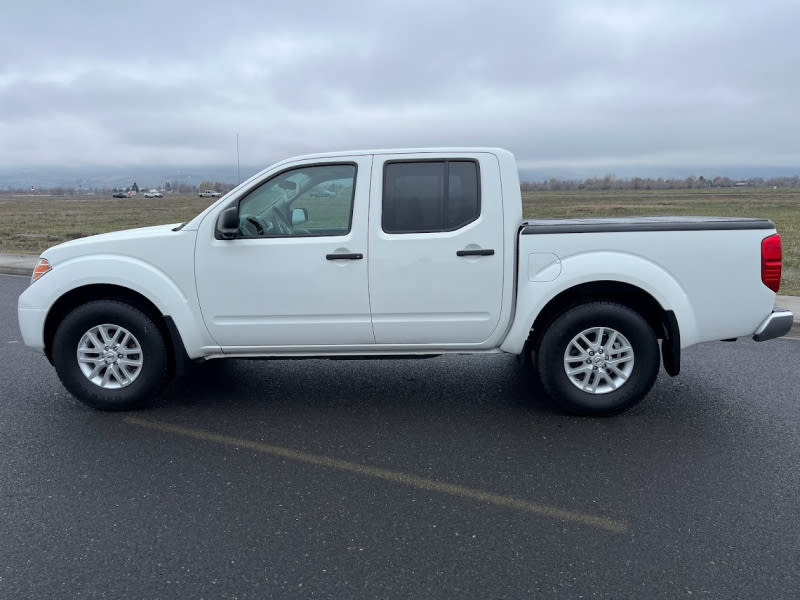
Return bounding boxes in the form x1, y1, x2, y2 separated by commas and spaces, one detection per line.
523, 187, 800, 295
1, 188, 798, 294
0, 194, 216, 253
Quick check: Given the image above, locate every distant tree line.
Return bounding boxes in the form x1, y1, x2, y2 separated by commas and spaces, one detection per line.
1, 181, 237, 196
5, 174, 800, 196
522, 174, 800, 191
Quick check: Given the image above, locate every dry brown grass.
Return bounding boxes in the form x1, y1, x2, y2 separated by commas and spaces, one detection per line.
0, 194, 214, 254
523, 187, 800, 294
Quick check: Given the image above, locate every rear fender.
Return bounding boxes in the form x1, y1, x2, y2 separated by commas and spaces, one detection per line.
501, 251, 698, 354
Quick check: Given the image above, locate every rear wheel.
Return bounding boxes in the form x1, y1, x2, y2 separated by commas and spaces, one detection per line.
536, 302, 659, 416
52, 300, 170, 410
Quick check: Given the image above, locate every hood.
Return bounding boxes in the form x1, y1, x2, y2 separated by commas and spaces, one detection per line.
42, 223, 186, 262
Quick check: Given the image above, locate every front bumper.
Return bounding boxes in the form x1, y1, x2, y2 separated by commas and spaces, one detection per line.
17, 307, 48, 352
752, 309, 795, 342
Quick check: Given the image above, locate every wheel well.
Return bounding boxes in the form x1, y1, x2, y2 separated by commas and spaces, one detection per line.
528, 281, 680, 375
43, 285, 177, 370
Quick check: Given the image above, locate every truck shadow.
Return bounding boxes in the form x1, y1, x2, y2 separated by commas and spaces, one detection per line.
156, 354, 559, 416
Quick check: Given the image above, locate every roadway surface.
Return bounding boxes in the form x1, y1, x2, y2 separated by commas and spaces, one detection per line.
2, 273, 799, 599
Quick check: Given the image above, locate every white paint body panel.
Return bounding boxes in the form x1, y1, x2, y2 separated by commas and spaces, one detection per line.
503, 228, 774, 353
194, 154, 375, 349
367, 152, 506, 345
17, 147, 780, 364
17, 225, 216, 357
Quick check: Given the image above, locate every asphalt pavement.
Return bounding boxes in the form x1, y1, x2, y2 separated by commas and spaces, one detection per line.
2, 272, 800, 599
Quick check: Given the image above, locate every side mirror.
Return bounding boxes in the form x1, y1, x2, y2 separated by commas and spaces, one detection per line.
215, 205, 239, 240
291, 207, 308, 226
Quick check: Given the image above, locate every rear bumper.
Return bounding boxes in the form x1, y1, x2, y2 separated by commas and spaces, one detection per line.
752, 309, 794, 342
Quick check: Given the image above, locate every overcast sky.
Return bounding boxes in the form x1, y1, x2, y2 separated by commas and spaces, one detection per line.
2, 0, 799, 177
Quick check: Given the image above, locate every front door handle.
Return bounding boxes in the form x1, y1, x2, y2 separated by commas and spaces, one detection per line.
326, 253, 363, 260
457, 248, 495, 257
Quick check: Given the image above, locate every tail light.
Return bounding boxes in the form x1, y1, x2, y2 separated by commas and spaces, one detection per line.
761, 234, 782, 292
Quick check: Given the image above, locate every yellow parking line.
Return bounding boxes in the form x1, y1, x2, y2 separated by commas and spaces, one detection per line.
125, 416, 628, 534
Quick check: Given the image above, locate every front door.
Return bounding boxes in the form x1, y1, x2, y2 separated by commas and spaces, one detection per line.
194, 156, 374, 350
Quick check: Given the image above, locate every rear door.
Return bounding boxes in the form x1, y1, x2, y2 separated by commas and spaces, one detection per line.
367, 152, 505, 345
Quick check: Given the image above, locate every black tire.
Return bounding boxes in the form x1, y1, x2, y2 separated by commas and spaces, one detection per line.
52, 300, 170, 411
536, 302, 659, 416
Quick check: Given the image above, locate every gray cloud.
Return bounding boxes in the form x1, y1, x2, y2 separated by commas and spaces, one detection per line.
1, 0, 799, 175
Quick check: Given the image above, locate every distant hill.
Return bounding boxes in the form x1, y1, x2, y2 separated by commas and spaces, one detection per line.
517, 165, 800, 184
1, 164, 798, 191
0, 165, 261, 191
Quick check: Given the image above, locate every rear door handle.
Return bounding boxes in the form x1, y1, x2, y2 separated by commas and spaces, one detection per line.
326, 253, 363, 260
456, 249, 495, 257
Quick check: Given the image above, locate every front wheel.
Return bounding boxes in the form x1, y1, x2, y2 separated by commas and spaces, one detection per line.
52, 300, 171, 410
536, 302, 660, 416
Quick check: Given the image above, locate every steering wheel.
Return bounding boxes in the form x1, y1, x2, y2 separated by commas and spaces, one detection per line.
242, 215, 274, 236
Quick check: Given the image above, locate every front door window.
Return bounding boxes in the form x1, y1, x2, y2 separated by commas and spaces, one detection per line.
237, 164, 356, 238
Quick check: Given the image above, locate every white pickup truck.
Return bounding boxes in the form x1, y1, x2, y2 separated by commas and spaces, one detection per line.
17, 148, 793, 415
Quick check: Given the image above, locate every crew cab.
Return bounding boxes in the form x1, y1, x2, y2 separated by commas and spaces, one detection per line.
17, 148, 794, 415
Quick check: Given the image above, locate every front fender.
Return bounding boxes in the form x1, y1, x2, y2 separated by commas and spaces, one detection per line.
501, 251, 698, 354
18, 254, 216, 358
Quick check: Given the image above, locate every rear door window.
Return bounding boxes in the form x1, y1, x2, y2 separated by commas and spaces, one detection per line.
382, 160, 480, 234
